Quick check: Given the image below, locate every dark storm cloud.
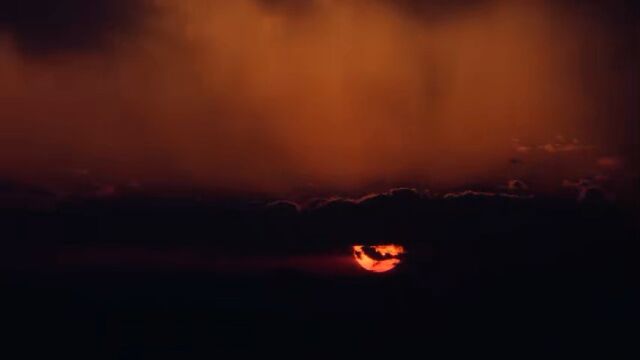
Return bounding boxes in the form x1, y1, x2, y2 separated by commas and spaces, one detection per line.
442, 190, 532, 202
0, 178, 625, 255
266, 200, 300, 213
0, 0, 148, 55
563, 177, 612, 204
2, 184, 632, 291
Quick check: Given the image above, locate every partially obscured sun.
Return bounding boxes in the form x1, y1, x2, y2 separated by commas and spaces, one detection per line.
352, 245, 405, 273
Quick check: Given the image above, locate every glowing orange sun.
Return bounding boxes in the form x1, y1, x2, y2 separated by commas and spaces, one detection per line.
352, 245, 405, 273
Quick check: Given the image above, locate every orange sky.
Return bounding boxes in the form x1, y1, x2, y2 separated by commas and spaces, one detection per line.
0, 0, 637, 194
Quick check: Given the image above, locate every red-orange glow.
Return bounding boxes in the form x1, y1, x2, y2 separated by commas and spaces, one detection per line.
0, 1, 634, 193
352, 245, 405, 273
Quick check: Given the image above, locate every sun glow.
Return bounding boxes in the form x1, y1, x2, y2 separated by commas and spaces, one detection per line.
352, 245, 405, 273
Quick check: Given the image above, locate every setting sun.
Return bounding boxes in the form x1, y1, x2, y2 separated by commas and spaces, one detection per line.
352, 245, 405, 273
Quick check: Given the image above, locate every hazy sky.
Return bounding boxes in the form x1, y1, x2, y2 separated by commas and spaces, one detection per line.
0, 0, 637, 194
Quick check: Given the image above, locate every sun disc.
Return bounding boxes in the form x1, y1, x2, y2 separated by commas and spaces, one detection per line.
352, 245, 404, 273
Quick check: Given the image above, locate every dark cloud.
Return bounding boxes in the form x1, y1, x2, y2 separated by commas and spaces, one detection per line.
563, 177, 612, 204
577, 186, 608, 204
2, 183, 631, 304
506, 179, 529, 192
358, 245, 400, 261
0, 178, 57, 209
266, 200, 300, 214
0, 0, 148, 56
442, 190, 531, 202
3, 183, 620, 250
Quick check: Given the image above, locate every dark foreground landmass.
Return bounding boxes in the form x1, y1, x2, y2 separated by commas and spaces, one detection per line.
2, 188, 638, 357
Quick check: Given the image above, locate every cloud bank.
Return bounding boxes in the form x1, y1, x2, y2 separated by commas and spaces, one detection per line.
0, 0, 637, 194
